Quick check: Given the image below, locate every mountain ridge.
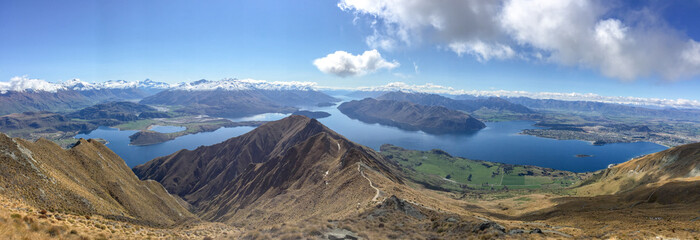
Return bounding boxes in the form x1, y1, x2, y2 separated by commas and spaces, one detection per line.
378, 91, 534, 114
134, 115, 405, 225
0, 133, 194, 226
133, 116, 343, 205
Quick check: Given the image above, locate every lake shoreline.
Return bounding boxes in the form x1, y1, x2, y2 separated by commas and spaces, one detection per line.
76, 108, 668, 172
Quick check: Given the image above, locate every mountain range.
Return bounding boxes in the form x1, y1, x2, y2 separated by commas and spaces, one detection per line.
140, 79, 339, 118
504, 96, 700, 121
0, 79, 170, 115
0, 78, 339, 118
378, 91, 534, 114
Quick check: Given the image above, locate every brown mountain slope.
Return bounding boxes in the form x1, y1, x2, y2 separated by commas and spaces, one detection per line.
576, 142, 700, 196
0, 133, 194, 226
133, 115, 343, 206
482, 142, 700, 239
134, 116, 404, 223
198, 127, 403, 224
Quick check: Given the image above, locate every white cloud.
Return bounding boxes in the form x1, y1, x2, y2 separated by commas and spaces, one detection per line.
366, 29, 398, 51
313, 49, 400, 77
682, 40, 700, 66
338, 0, 504, 50
340, 0, 700, 81
0, 76, 64, 94
448, 40, 516, 62
499, 0, 697, 80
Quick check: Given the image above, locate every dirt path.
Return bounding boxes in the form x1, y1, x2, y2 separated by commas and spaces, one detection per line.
499, 172, 505, 186
358, 163, 384, 202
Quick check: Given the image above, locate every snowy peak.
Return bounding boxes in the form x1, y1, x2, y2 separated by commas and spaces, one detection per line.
62, 78, 97, 91
95, 79, 173, 90
1, 77, 316, 94
0, 77, 173, 94
139, 79, 172, 89
170, 78, 317, 91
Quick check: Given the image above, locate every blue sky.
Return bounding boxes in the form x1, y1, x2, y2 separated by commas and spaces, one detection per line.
2, 0, 700, 100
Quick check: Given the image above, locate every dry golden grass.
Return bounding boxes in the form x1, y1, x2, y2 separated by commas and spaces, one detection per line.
0, 195, 242, 239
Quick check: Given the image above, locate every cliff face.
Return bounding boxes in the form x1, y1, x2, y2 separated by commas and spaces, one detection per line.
0, 133, 194, 226
338, 98, 486, 134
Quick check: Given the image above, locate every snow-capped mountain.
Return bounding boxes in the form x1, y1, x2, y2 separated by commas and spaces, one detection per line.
0, 77, 173, 94
1, 77, 318, 94
170, 78, 317, 91
96, 79, 173, 90
141, 79, 337, 118
0, 77, 334, 116
0, 77, 173, 115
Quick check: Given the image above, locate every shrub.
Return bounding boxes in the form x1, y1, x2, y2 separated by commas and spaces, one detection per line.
308, 230, 322, 236
29, 222, 40, 232
47, 226, 63, 237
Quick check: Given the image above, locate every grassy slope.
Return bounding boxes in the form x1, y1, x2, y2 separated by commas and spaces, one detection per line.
0, 195, 239, 239
380, 144, 583, 192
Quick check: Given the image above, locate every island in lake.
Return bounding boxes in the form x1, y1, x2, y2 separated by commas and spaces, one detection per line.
126, 117, 265, 146
291, 110, 331, 119
337, 98, 486, 134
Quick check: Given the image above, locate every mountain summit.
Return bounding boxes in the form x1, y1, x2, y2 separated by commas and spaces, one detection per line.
134, 115, 403, 224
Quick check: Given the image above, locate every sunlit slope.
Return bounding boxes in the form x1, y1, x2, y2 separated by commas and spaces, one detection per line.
0, 133, 194, 226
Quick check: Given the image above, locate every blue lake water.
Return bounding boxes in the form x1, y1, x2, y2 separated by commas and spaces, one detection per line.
149, 125, 186, 133
76, 99, 667, 172
75, 126, 255, 167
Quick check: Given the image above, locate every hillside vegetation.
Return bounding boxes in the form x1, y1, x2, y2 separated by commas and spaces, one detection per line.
381, 144, 583, 192
0, 133, 194, 227
338, 98, 486, 134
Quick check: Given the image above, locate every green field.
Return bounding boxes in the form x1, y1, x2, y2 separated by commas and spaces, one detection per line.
113, 119, 159, 130
380, 144, 583, 192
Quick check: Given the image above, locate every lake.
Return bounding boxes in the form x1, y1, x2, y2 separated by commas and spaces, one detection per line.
76, 99, 667, 172
75, 126, 255, 167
